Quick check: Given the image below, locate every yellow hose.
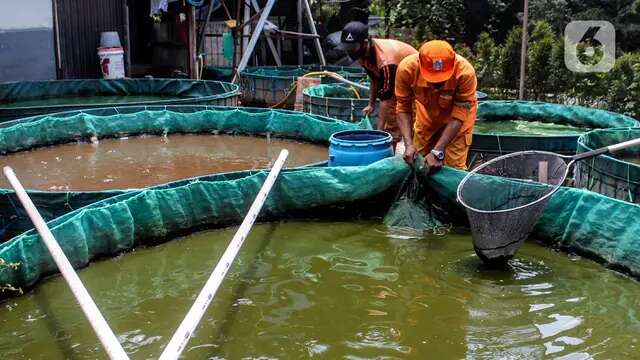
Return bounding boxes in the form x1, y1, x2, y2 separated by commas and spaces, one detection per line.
270, 70, 369, 109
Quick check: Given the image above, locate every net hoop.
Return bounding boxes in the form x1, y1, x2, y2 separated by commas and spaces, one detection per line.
456, 150, 572, 214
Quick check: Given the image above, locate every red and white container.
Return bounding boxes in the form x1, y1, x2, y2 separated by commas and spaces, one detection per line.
98, 47, 125, 79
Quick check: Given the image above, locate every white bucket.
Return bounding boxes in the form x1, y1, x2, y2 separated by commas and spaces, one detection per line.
98, 47, 125, 79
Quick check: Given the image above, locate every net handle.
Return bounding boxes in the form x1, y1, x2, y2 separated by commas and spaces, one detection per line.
573, 137, 640, 161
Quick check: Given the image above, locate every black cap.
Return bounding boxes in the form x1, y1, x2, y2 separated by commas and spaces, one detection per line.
340, 21, 369, 44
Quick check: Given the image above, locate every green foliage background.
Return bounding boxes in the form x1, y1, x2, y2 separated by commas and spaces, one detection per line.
370, 0, 640, 118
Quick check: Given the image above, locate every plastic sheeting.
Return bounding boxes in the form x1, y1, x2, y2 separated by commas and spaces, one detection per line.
576, 128, 640, 204
0, 106, 369, 241
239, 65, 367, 108
472, 101, 640, 157
0, 157, 409, 294
303, 84, 376, 125
0, 79, 240, 122
426, 166, 640, 278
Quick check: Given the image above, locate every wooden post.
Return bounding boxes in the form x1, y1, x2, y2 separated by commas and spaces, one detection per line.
250, 0, 282, 66
302, 0, 325, 65
123, 1, 132, 78
297, 0, 303, 64
188, 6, 197, 79
234, 0, 277, 80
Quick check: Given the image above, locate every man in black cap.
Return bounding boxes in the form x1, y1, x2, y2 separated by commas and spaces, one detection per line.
338, 21, 417, 150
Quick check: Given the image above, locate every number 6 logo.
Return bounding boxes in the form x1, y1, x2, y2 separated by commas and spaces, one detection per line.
564, 21, 616, 73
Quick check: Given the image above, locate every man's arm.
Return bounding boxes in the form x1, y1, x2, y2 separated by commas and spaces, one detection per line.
375, 65, 398, 130
394, 59, 416, 163
362, 69, 380, 117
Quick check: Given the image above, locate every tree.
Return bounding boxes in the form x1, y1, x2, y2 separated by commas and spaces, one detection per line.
527, 21, 557, 99
474, 32, 501, 90
497, 26, 522, 91
604, 53, 640, 117
529, 0, 570, 34
389, 0, 465, 43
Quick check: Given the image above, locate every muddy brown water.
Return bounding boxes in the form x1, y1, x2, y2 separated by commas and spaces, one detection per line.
0, 134, 327, 191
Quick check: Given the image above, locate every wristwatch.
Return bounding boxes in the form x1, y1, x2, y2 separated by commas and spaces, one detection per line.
430, 149, 445, 161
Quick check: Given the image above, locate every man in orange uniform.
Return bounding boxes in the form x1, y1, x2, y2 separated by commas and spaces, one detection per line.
338, 21, 417, 148
395, 40, 477, 171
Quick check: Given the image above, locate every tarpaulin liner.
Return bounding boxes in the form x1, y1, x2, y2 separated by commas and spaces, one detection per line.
239, 65, 367, 108
0, 157, 409, 294
473, 101, 639, 157
425, 167, 640, 278
576, 128, 640, 204
303, 84, 376, 125
0, 79, 240, 122
0, 105, 369, 241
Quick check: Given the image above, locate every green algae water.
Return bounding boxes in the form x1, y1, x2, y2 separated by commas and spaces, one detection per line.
474, 119, 590, 135
0, 95, 193, 108
1, 221, 639, 359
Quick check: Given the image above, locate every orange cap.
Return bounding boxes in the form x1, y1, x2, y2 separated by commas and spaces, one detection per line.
419, 40, 456, 83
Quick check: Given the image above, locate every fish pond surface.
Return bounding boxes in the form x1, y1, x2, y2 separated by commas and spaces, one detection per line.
0, 95, 194, 108
474, 119, 590, 135
0, 134, 327, 191
0, 221, 639, 359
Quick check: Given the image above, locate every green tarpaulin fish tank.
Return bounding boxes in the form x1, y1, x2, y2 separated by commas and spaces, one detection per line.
0, 104, 638, 296
471, 101, 639, 163
0, 79, 240, 122
0, 105, 369, 241
239, 65, 368, 108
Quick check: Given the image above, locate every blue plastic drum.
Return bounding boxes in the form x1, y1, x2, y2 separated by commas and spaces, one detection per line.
329, 130, 393, 166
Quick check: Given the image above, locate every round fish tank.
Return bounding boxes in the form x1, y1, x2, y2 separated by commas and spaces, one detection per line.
576, 128, 640, 204
0, 105, 366, 241
329, 130, 393, 166
239, 65, 368, 108
0, 79, 240, 122
471, 101, 639, 166
303, 84, 489, 127
304, 83, 375, 126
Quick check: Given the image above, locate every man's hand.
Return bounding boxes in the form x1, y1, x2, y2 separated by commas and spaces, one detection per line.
362, 104, 375, 117
424, 152, 444, 173
403, 144, 417, 164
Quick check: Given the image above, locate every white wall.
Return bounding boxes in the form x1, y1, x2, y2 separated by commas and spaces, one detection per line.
0, 0, 53, 30
0, 0, 56, 81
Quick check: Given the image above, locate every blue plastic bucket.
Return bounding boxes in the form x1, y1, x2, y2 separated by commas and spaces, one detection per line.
329, 130, 393, 166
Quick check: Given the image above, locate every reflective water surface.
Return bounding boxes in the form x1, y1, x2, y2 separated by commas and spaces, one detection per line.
0, 134, 327, 191
0, 221, 638, 359
474, 119, 589, 135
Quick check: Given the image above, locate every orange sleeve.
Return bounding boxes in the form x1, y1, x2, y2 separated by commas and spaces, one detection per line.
451, 63, 478, 123
394, 57, 414, 114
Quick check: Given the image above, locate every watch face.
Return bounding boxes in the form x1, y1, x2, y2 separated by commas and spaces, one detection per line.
432, 150, 444, 160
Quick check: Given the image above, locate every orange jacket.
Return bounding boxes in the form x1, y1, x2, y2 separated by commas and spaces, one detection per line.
359, 38, 418, 76
358, 39, 417, 100
395, 53, 477, 135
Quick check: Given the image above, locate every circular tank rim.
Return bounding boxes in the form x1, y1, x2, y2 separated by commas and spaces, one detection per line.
473, 100, 639, 139
0, 78, 240, 111
0, 104, 362, 194
240, 65, 367, 80
303, 83, 370, 103
577, 128, 640, 170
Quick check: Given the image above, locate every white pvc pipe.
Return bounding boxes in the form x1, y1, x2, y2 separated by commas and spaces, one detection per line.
3, 167, 129, 360
159, 149, 289, 360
